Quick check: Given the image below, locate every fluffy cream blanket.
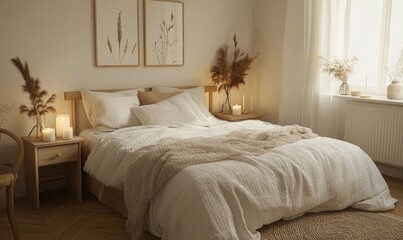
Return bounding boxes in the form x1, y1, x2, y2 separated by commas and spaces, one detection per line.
124, 125, 317, 239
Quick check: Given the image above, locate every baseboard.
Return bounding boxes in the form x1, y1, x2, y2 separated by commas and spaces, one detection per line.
376, 163, 403, 180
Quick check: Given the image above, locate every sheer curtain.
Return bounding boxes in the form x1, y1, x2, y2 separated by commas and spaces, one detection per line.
301, 0, 350, 138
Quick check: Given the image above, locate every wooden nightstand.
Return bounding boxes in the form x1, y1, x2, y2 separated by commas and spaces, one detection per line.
22, 136, 84, 209
213, 112, 264, 122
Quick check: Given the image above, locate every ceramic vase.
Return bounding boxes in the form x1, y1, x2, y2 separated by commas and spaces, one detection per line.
387, 80, 403, 100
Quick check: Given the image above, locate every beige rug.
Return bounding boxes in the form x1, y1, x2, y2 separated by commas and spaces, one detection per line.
141, 209, 403, 240
259, 209, 403, 240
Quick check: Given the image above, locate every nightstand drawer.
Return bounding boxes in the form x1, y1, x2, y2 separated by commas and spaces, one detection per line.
37, 144, 78, 166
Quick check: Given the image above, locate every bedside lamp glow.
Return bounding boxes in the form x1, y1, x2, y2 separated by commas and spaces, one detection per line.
56, 115, 70, 138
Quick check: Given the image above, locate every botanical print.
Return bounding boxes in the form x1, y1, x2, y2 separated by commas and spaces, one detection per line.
95, 0, 139, 66
145, 0, 183, 66
154, 12, 176, 65
106, 11, 138, 65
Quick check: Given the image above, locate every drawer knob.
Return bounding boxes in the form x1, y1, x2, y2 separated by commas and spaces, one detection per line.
56, 153, 62, 157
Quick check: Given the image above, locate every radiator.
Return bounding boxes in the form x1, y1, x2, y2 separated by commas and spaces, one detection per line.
344, 101, 403, 168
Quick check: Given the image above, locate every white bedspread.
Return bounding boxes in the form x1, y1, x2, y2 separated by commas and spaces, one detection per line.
84, 120, 397, 240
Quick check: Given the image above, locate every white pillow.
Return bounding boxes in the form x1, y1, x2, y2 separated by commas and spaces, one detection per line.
152, 86, 213, 118
81, 89, 142, 129
131, 93, 200, 125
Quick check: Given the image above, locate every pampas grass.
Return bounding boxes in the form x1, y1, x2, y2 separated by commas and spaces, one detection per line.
321, 56, 358, 83
11, 57, 56, 136
210, 34, 258, 112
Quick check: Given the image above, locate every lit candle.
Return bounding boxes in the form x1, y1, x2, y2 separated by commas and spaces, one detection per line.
232, 104, 242, 116
42, 128, 55, 142
62, 127, 73, 140
250, 96, 253, 112
56, 115, 70, 138
242, 94, 245, 112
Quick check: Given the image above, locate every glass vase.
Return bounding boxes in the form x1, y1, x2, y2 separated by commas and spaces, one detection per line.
339, 82, 350, 95
30, 114, 45, 139
221, 92, 231, 113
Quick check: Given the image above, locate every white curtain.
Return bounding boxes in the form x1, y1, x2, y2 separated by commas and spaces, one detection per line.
300, 0, 350, 138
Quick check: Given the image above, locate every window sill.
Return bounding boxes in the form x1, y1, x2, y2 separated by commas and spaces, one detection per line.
334, 94, 403, 107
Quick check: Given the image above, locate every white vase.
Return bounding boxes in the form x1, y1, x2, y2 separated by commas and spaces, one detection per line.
387, 80, 403, 100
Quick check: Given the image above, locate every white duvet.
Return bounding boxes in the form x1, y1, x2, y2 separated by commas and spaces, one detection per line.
84, 120, 397, 240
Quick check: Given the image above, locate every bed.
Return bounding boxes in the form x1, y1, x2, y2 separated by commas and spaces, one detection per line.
64, 86, 397, 240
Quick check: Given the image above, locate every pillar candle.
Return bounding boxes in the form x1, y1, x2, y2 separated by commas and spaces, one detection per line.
232, 104, 242, 116
62, 127, 74, 140
56, 115, 70, 138
42, 128, 55, 142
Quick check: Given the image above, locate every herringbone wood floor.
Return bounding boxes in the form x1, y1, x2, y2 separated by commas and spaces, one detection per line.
0, 176, 402, 240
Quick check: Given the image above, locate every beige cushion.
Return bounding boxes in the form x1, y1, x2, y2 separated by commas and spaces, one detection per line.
152, 86, 213, 118
138, 91, 180, 105
132, 93, 200, 125
0, 173, 14, 187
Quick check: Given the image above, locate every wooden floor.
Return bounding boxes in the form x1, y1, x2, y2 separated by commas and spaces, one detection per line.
0, 176, 402, 240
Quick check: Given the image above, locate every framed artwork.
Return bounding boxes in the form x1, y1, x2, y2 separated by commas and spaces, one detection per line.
144, 0, 184, 66
94, 0, 139, 67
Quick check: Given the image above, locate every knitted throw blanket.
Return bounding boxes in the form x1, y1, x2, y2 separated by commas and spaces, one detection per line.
124, 125, 317, 239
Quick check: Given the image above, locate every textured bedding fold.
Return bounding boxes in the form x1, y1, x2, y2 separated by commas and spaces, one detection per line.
83, 121, 397, 240
124, 125, 317, 239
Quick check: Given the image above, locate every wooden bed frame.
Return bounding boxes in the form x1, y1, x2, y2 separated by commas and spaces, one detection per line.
64, 86, 217, 217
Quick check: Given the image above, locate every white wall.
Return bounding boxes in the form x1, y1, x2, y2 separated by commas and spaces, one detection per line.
0, 0, 253, 197
279, 0, 304, 126
252, 0, 288, 124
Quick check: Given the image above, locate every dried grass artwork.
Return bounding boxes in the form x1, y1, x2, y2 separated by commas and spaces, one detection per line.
145, 0, 183, 66
95, 0, 139, 67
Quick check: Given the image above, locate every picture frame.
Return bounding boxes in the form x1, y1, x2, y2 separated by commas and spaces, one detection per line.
144, 0, 184, 66
94, 0, 139, 67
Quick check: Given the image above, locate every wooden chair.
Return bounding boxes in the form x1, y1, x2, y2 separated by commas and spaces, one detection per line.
0, 128, 23, 240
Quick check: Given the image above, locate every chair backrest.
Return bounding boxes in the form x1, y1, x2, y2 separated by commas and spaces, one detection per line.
0, 128, 24, 177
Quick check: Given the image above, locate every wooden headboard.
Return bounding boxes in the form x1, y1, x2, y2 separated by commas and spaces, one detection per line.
64, 86, 217, 135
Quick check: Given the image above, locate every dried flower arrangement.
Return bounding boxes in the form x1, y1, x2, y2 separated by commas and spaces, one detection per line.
321, 56, 358, 95
385, 50, 403, 82
210, 35, 258, 112
107, 10, 137, 65
321, 56, 358, 83
11, 57, 56, 137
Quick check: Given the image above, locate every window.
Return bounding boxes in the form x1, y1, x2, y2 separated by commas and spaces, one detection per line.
347, 0, 403, 94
